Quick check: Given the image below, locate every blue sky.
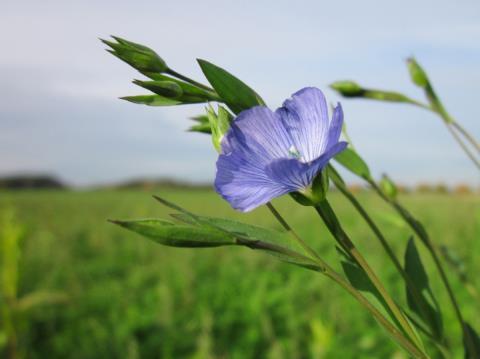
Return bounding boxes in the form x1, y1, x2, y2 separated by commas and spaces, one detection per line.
1, 0, 479, 186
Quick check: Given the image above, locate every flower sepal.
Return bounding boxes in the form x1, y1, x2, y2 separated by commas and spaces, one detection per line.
290, 168, 330, 206
206, 104, 232, 153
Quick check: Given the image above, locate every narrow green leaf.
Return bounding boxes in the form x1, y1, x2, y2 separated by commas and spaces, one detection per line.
341, 261, 376, 294
190, 115, 209, 123
121, 94, 206, 106
110, 218, 236, 247
464, 323, 480, 359
197, 59, 264, 114
334, 148, 371, 179
404, 238, 443, 338
188, 114, 211, 134
121, 95, 181, 106
171, 213, 290, 244
188, 122, 211, 134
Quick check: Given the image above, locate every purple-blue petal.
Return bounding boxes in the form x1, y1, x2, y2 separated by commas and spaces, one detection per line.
326, 103, 344, 150
214, 151, 290, 212
266, 141, 348, 192
277, 87, 329, 162
214, 87, 347, 212
220, 106, 292, 164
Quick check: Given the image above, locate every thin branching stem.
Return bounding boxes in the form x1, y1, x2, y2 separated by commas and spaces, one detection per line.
264, 202, 428, 358
329, 165, 446, 349
444, 123, 480, 170
367, 179, 478, 358
313, 200, 425, 351
451, 121, 480, 153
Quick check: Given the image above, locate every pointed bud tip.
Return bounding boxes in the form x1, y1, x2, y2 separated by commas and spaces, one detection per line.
108, 219, 123, 225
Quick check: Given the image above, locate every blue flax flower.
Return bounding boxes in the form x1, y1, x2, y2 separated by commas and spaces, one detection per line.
215, 87, 347, 212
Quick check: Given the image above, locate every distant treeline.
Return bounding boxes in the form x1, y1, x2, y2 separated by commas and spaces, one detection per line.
0, 175, 477, 194
0, 175, 67, 190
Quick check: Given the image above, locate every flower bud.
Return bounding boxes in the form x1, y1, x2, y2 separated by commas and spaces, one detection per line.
133, 80, 183, 98
406, 57, 429, 88
330, 81, 364, 97
101, 36, 168, 73
379, 174, 398, 199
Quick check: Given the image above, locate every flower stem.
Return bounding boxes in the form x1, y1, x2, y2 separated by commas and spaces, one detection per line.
328, 165, 446, 346
266, 202, 320, 261
367, 179, 478, 358
264, 202, 428, 358
451, 121, 480, 153
166, 68, 213, 92
444, 122, 480, 170
314, 200, 424, 351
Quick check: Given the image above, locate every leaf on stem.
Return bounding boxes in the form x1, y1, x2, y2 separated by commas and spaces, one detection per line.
404, 238, 443, 339
197, 59, 265, 114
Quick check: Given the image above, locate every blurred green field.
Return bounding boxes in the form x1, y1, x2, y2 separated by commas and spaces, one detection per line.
1, 189, 479, 358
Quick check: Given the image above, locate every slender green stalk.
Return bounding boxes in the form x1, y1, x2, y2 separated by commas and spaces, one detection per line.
329, 165, 445, 346
398, 88, 480, 170
367, 179, 478, 358
166, 68, 213, 92
451, 121, 480, 153
264, 203, 428, 358
266, 202, 321, 261
444, 123, 480, 170
314, 200, 425, 351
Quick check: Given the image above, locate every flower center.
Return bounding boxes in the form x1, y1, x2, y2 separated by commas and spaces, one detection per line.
288, 145, 301, 159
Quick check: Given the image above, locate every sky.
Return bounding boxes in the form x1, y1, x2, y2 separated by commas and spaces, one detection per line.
1, 0, 480, 187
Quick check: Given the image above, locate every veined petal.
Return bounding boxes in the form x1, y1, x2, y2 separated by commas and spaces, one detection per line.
215, 152, 290, 212
277, 87, 329, 162
326, 103, 343, 149
266, 141, 348, 191
220, 106, 292, 164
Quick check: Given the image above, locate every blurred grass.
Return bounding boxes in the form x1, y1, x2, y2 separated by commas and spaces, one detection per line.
0, 189, 478, 358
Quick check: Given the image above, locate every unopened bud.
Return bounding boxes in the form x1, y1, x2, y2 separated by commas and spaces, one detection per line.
406, 57, 429, 88
330, 81, 364, 97
133, 80, 183, 98
102, 36, 168, 73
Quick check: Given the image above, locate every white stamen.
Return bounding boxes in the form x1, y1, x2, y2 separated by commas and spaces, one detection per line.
288, 145, 301, 158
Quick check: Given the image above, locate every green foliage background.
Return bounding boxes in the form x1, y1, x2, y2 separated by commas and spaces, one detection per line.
1, 189, 478, 358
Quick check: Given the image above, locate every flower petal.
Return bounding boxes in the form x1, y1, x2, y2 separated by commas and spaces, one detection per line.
277, 87, 330, 162
220, 106, 292, 164
266, 141, 348, 191
326, 103, 344, 149
214, 151, 290, 212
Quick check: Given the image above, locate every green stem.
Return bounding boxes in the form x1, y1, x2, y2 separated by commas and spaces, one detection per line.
166, 68, 213, 92
367, 179, 478, 358
451, 121, 480, 153
314, 200, 424, 351
329, 165, 444, 344
266, 202, 321, 261
264, 203, 428, 358
444, 123, 480, 170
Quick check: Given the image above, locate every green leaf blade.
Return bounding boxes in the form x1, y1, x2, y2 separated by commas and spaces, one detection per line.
334, 148, 371, 179
197, 59, 264, 114
110, 218, 236, 248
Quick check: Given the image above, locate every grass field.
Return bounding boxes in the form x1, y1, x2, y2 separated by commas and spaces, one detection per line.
1, 189, 479, 358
